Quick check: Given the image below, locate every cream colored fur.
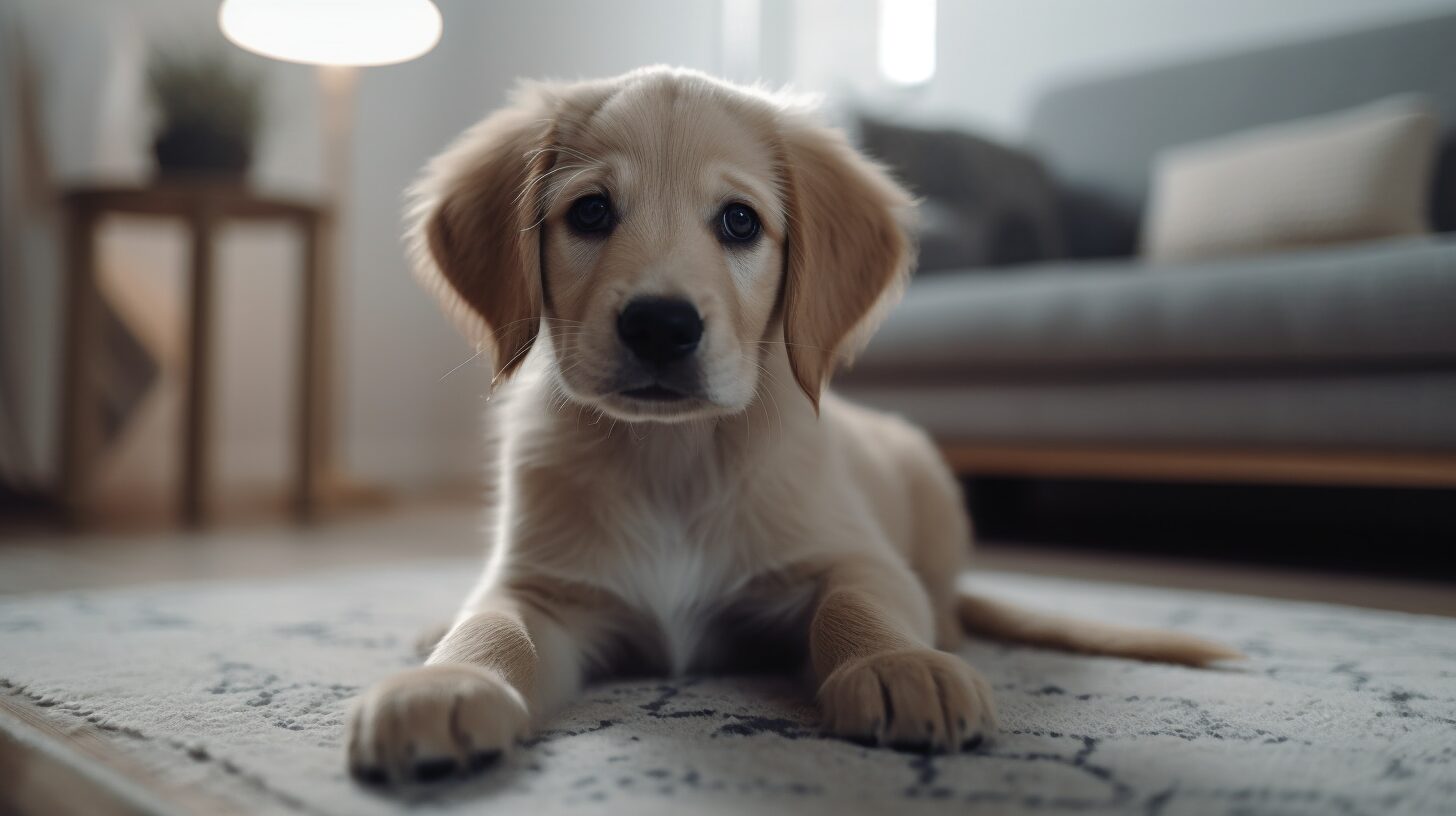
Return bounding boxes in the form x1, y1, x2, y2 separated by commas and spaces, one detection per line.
347, 67, 1239, 786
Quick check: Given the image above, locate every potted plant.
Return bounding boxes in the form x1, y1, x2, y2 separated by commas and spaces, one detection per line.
146, 50, 263, 181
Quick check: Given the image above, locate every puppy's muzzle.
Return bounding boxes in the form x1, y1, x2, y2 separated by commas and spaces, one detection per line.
617, 297, 703, 366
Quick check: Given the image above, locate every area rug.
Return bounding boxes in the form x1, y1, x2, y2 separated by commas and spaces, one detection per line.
2, 560, 1453, 815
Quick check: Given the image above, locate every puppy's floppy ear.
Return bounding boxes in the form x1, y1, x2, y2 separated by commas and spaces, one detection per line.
406, 89, 555, 385
780, 117, 914, 408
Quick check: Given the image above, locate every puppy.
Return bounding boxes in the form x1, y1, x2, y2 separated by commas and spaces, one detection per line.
347, 67, 1239, 785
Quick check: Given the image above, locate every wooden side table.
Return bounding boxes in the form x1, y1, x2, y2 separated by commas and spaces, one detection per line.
58, 183, 332, 526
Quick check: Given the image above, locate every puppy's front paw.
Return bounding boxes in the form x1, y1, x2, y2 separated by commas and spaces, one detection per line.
347, 664, 529, 785
818, 648, 997, 753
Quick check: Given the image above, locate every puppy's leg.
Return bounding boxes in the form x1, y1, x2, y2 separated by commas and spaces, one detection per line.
811, 557, 996, 753
347, 595, 583, 784
906, 461, 974, 652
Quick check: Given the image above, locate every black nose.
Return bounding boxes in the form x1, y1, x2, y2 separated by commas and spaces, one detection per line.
617, 297, 703, 365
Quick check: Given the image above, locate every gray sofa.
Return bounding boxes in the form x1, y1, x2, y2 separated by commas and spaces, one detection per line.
839, 12, 1456, 486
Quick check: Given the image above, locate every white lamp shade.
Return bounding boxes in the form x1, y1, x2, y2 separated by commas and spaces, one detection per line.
878, 0, 936, 85
219, 0, 442, 67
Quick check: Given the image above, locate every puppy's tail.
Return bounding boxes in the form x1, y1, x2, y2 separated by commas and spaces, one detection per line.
956, 592, 1243, 667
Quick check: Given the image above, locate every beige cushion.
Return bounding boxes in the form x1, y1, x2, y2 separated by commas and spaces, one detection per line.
1142, 95, 1439, 263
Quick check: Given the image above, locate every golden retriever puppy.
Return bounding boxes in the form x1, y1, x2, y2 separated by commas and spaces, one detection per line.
347, 67, 1239, 785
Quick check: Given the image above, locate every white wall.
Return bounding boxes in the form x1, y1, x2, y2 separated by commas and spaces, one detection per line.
787, 0, 1456, 139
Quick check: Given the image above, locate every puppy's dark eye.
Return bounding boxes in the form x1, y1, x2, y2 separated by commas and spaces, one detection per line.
719, 203, 760, 242
568, 194, 613, 234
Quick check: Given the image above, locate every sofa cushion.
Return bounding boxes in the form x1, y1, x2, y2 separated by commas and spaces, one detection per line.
1143, 95, 1440, 263
846, 236, 1456, 381
855, 114, 1065, 271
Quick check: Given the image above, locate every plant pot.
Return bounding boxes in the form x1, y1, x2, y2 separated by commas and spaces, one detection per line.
152, 123, 252, 181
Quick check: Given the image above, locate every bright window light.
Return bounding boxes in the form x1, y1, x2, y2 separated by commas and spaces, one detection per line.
219, 0, 443, 67
878, 0, 937, 85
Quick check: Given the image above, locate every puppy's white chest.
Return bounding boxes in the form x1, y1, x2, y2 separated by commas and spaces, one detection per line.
612, 523, 743, 675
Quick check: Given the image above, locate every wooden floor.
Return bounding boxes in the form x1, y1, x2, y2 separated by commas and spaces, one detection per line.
2, 500, 1452, 616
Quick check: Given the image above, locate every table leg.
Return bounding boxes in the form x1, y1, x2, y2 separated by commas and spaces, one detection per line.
58, 208, 98, 525
181, 211, 215, 526
294, 216, 325, 522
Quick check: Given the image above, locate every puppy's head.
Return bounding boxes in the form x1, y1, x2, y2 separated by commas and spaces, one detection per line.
410, 67, 911, 422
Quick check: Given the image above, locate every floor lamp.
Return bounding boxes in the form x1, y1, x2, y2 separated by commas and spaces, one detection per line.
218, 0, 442, 518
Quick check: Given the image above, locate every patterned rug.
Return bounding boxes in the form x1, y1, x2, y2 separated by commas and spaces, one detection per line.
2, 561, 1453, 815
